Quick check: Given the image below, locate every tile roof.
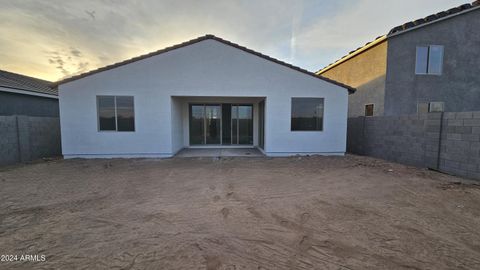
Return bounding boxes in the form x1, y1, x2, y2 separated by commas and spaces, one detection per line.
318, 1, 480, 74
389, 1, 479, 35
53, 35, 355, 93
0, 69, 57, 96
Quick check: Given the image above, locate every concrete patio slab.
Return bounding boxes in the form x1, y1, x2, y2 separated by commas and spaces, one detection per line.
175, 147, 264, 157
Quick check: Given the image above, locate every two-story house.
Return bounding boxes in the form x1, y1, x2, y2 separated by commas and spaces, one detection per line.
318, 1, 480, 117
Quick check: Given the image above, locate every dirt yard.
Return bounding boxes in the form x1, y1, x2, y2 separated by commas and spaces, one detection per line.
1, 155, 480, 270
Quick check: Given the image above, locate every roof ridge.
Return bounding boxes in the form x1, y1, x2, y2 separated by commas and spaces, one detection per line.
53, 34, 355, 93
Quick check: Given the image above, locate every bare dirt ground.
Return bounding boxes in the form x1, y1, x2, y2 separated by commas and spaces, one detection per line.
1, 155, 480, 270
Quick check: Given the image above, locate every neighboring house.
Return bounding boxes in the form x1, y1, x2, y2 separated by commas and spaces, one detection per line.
318, 1, 480, 117
0, 69, 58, 116
54, 35, 354, 158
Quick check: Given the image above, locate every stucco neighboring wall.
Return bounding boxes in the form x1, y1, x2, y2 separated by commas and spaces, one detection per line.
321, 41, 388, 117
0, 91, 59, 117
59, 39, 349, 158
385, 8, 480, 116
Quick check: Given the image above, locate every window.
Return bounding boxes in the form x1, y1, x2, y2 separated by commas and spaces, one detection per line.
365, 104, 374, 117
417, 102, 429, 114
97, 96, 135, 131
291, 98, 324, 131
417, 102, 444, 113
415, 45, 444, 75
428, 102, 444, 112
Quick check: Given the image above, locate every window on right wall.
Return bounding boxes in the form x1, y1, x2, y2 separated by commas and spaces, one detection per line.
415, 45, 444, 75
365, 104, 374, 117
291, 98, 324, 131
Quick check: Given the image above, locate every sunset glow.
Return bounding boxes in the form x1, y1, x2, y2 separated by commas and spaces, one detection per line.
0, 0, 467, 81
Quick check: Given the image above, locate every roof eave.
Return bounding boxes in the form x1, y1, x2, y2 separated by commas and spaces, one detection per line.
0, 86, 58, 99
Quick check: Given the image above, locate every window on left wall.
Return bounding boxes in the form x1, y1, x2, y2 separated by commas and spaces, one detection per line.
97, 96, 135, 131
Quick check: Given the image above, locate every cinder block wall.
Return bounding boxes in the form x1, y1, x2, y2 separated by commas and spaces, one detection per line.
439, 112, 480, 179
348, 111, 480, 180
0, 115, 61, 166
0, 116, 20, 164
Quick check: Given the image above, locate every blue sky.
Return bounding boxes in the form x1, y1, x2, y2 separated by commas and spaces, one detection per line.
0, 0, 468, 81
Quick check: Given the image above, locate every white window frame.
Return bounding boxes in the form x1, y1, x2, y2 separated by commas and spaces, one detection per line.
97, 95, 136, 132
290, 97, 325, 132
415, 45, 444, 76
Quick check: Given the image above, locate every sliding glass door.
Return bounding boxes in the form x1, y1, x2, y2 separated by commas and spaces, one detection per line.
189, 103, 252, 146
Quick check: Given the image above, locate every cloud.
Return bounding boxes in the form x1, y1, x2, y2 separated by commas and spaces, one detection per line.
44, 48, 89, 77
294, 0, 468, 71
85, 10, 96, 20
70, 48, 82, 57
0, 0, 468, 80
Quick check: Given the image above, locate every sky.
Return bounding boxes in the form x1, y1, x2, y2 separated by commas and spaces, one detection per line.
0, 0, 468, 81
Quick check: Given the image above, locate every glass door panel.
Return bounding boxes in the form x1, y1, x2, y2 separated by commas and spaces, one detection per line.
205, 105, 221, 144
231, 105, 238, 145
222, 104, 232, 145
189, 105, 205, 145
231, 105, 253, 145
258, 100, 265, 149
238, 106, 253, 144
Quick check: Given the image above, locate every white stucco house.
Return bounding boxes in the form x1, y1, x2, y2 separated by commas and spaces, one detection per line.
55, 35, 354, 158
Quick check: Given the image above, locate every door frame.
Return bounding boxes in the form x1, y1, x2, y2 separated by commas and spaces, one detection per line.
189, 103, 222, 146
258, 100, 265, 149
188, 102, 254, 147
230, 104, 254, 145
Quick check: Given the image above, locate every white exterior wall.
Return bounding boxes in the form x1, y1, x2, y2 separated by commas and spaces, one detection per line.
59, 39, 348, 158
171, 97, 184, 155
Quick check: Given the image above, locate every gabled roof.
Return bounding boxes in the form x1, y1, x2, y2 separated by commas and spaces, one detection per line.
53, 35, 355, 93
318, 1, 480, 74
0, 69, 57, 96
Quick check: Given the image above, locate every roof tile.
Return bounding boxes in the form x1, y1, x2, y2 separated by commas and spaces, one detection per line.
388, 1, 478, 35
0, 70, 57, 96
